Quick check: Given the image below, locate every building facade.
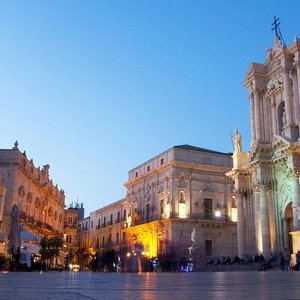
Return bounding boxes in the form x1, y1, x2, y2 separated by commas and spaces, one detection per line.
64, 202, 84, 261
227, 36, 300, 258
0, 142, 66, 255
123, 145, 237, 265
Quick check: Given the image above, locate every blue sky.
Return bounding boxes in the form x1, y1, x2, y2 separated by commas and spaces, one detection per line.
0, 1, 299, 216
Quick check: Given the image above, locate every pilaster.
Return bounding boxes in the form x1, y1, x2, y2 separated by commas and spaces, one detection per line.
236, 189, 246, 256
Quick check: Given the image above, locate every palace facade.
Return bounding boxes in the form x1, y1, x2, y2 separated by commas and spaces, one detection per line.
123, 145, 237, 263
0, 142, 66, 255
227, 36, 300, 259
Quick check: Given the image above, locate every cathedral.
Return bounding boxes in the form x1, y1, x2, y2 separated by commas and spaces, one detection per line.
227, 34, 300, 261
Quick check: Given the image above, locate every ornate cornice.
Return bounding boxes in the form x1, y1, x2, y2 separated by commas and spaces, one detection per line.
124, 161, 231, 188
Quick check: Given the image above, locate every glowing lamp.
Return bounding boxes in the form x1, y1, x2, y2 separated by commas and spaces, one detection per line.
231, 208, 237, 222
178, 203, 186, 218
214, 210, 222, 218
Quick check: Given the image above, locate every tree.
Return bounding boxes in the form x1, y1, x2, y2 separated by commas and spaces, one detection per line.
39, 236, 64, 266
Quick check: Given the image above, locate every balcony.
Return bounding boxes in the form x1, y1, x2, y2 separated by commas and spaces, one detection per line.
190, 213, 228, 222
128, 212, 229, 226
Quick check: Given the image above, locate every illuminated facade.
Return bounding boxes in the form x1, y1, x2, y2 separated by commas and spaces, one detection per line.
64, 202, 84, 261
77, 199, 128, 267
0, 142, 66, 255
124, 145, 237, 262
227, 36, 300, 258
94, 199, 127, 254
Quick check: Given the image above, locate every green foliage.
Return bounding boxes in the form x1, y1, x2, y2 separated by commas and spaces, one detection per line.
39, 236, 64, 261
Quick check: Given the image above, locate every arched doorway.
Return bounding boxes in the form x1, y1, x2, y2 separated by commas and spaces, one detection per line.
284, 202, 293, 251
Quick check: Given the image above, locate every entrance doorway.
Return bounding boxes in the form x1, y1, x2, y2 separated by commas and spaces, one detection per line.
285, 203, 293, 251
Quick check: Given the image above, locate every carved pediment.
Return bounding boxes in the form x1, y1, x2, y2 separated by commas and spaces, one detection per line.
202, 187, 218, 194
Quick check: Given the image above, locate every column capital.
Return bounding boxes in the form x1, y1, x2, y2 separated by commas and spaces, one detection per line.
234, 188, 251, 197
293, 59, 300, 67
287, 167, 300, 179
253, 180, 274, 191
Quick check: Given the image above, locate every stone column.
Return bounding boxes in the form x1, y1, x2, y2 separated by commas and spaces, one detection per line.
169, 177, 174, 217
0, 191, 5, 223
254, 186, 262, 253
282, 67, 293, 126
185, 176, 191, 217
295, 61, 300, 123
225, 181, 232, 219
250, 93, 256, 143
291, 69, 300, 124
237, 190, 245, 256
253, 90, 262, 141
282, 218, 288, 249
271, 97, 277, 137
291, 171, 300, 231
260, 183, 271, 254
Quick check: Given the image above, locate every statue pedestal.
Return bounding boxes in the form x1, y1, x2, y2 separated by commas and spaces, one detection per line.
289, 231, 300, 266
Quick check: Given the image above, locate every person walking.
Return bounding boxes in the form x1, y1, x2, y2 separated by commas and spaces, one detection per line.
295, 251, 300, 271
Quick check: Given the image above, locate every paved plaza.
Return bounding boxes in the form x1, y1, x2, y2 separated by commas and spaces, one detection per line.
0, 271, 299, 300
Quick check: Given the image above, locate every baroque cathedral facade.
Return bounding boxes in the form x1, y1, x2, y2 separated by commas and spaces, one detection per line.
227, 36, 300, 259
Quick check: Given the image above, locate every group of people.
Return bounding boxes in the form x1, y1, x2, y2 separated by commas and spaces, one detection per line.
206, 248, 300, 272
206, 255, 245, 267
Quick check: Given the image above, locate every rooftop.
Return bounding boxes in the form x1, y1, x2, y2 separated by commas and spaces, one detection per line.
174, 144, 232, 156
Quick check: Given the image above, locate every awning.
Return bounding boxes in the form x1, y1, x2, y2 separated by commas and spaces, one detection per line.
20, 229, 41, 242
22, 241, 41, 254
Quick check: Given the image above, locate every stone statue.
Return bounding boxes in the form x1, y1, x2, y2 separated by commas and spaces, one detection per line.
233, 129, 242, 153
191, 228, 196, 243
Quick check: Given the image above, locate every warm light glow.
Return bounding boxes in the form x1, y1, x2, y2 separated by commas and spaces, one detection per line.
213, 207, 225, 221
127, 215, 132, 227
214, 210, 222, 218
126, 252, 131, 257
178, 203, 186, 218
165, 203, 171, 218
69, 264, 80, 272
231, 208, 237, 222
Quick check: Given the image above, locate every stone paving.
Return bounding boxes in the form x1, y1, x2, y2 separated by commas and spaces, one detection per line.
0, 271, 299, 300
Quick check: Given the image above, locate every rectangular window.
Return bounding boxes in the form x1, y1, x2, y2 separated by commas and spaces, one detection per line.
160, 158, 164, 165
116, 233, 119, 245
160, 200, 164, 215
102, 236, 105, 247
123, 209, 126, 221
204, 198, 212, 220
205, 240, 212, 256
109, 234, 112, 243
147, 165, 150, 172
117, 211, 120, 223
110, 214, 113, 225
135, 172, 138, 177
103, 217, 106, 226
91, 221, 93, 228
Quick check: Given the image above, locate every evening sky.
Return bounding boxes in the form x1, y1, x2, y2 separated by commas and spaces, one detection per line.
0, 0, 299, 215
